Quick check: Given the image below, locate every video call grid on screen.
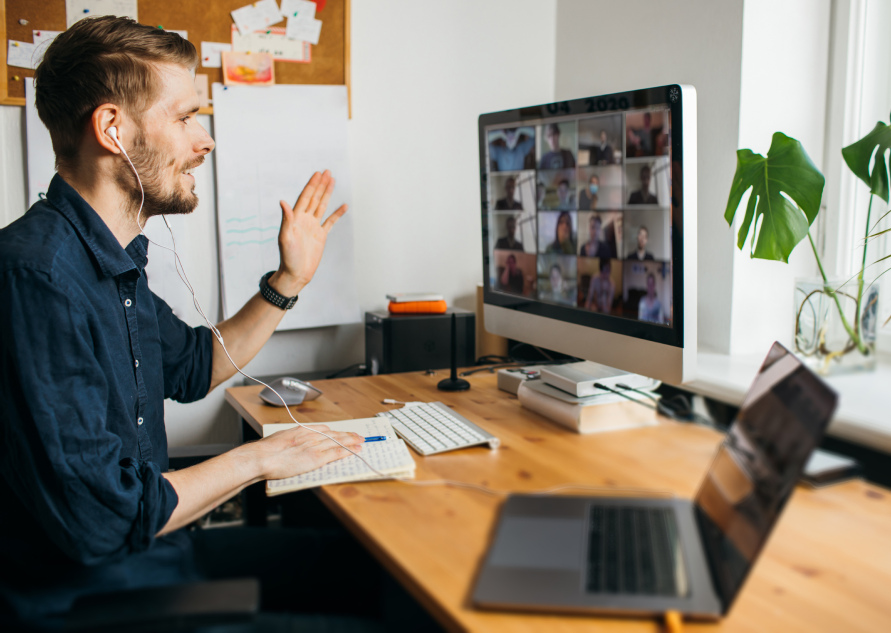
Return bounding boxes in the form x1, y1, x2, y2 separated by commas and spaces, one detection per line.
485, 105, 673, 327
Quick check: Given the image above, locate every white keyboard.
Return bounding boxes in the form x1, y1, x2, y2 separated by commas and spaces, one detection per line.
377, 402, 500, 456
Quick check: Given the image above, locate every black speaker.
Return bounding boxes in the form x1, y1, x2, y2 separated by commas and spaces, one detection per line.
365, 308, 475, 375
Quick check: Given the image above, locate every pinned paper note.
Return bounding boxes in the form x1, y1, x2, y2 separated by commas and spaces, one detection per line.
221, 51, 275, 86
7, 40, 37, 70
280, 0, 316, 20
231, 0, 284, 37
286, 16, 322, 45
33, 30, 62, 49
201, 41, 232, 68
231, 25, 310, 63
65, 0, 138, 29
167, 29, 188, 40
194, 74, 210, 109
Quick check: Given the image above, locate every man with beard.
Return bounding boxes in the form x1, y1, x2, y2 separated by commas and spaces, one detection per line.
0, 17, 382, 632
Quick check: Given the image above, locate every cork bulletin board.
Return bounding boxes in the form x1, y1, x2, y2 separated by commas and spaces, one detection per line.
0, 0, 350, 114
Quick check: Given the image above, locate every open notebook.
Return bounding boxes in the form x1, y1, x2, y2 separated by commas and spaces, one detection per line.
262, 418, 416, 496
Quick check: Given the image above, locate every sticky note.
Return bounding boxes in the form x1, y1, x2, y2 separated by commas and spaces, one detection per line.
286, 16, 322, 45
231, 25, 311, 63
201, 41, 232, 68
7, 40, 37, 70
65, 0, 139, 29
231, 0, 283, 37
33, 30, 63, 48
281, 0, 316, 20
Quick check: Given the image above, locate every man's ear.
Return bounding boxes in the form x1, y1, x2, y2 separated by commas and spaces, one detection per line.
91, 104, 124, 155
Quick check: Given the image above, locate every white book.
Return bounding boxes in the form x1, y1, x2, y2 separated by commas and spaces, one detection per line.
540, 361, 659, 398
385, 293, 444, 303
262, 418, 416, 496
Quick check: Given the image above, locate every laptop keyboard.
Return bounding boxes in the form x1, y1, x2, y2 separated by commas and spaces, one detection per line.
586, 506, 683, 596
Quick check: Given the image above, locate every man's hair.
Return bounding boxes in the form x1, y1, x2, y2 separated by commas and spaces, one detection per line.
546, 123, 560, 136
34, 16, 198, 168
638, 225, 649, 235
505, 176, 516, 186
640, 165, 651, 177
557, 179, 569, 187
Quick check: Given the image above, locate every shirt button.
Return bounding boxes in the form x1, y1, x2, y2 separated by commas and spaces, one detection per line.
135, 360, 139, 368
137, 417, 144, 425
124, 299, 132, 307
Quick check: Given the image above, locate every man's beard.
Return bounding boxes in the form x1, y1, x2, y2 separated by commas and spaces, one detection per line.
117, 130, 204, 223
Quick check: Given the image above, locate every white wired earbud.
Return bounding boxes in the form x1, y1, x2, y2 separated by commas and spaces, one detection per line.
107, 127, 676, 501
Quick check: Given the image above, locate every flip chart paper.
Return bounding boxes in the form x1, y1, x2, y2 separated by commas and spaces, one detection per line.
212, 84, 359, 330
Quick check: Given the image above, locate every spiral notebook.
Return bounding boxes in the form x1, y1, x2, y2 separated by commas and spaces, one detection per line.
262, 418, 416, 496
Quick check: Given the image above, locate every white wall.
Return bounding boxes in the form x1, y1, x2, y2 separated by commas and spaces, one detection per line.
553, 0, 746, 353
729, 0, 830, 354
348, 0, 556, 313
0, 0, 557, 446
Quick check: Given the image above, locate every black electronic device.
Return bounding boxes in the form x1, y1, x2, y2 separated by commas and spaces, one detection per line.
365, 308, 475, 375
438, 313, 471, 391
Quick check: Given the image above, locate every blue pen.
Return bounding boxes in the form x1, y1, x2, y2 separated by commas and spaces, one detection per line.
364, 436, 387, 442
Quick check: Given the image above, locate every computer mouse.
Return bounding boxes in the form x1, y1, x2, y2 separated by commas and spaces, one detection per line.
259, 377, 323, 407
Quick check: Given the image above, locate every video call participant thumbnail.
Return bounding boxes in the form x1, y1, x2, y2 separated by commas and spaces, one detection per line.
579, 212, 614, 259
494, 215, 524, 251
540, 169, 577, 211
578, 174, 599, 211
626, 110, 667, 158
539, 211, 577, 255
578, 115, 620, 166
494, 250, 536, 297
538, 123, 576, 170
628, 165, 658, 205
623, 260, 671, 325
494, 175, 523, 210
497, 253, 525, 295
537, 254, 577, 307
628, 225, 654, 260
638, 273, 664, 322
583, 258, 620, 313
488, 127, 535, 171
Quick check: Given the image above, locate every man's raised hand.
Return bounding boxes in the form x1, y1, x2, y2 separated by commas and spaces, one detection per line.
271, 170, 348, 297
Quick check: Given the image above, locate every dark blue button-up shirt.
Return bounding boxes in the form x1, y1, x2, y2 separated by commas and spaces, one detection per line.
0, 175, 214, 626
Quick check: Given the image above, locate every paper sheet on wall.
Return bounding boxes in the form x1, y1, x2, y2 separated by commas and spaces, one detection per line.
66, 0, 138, 28
25, 80, 210, 322
212, 84, 359, 330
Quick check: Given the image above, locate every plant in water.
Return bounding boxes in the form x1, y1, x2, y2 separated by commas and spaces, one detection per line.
724, 116, 891, 367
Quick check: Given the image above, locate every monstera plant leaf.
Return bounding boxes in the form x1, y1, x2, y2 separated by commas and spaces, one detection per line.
842, 117, 891, 203
724, 132, 825, 262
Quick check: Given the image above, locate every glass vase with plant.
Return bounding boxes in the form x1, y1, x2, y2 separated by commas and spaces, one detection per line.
724, 116, 891, 375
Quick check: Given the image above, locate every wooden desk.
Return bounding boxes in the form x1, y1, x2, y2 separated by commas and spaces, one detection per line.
225, 371, 891, 632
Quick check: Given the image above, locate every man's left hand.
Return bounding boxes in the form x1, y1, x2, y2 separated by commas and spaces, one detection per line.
270, 170, 348, 297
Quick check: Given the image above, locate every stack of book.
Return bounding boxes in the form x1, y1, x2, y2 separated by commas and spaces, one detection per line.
386, 292, 447, 314
516, 361, 661, 434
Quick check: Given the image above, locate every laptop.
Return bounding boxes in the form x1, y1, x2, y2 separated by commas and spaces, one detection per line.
472, 342, 838, 619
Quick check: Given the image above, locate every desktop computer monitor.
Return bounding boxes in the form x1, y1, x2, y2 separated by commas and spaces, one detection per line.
479, 84, 696, 384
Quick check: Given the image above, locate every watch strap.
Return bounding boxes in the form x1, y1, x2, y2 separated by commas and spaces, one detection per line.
259, 271, 298, 310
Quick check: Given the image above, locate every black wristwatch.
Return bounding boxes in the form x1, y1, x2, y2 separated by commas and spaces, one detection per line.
259, 271, 299, 310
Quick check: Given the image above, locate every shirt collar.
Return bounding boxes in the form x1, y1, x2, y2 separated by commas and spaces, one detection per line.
46, 173, 147, 278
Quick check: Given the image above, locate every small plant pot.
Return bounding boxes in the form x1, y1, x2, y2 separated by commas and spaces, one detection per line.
794, 277, 878, 375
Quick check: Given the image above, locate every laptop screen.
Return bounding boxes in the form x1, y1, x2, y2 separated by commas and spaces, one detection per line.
693, 342, 837, 610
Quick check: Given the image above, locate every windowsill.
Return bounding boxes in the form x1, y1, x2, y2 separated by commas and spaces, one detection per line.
685, 350, 891, 455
